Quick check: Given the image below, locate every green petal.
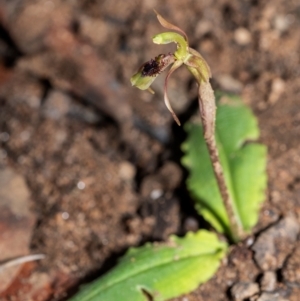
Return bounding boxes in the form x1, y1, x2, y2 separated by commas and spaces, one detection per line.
153, 32, 188, 60
184, 50, 211, 83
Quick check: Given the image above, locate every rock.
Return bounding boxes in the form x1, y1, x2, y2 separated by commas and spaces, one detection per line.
43, 90, 71, 120
79, 15, 112, 47
282, 240, 300, 285
273, 15, 293, 33
234, 27, 252, 46
229, 245, 260, 282
256, 292, 289, 301
215, 74, 243, 93
118, 161, 136, 182
268, 78, 285, 105
43, 89, 102, 124
231, 282, 259, 301
252, 216, 300, 271
1, 0, 72, 54
195, 20, 213, 37
260, 271, 277, 292
183, 217, 199, 232
68, 102, 102, 124
0, 167, 36, 294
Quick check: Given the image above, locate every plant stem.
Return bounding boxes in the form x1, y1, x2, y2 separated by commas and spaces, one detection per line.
198, 81, 243, 241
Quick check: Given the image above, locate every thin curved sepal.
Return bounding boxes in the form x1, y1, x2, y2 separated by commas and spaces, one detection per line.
154, 9, 189, 43
164, 60, 183, 125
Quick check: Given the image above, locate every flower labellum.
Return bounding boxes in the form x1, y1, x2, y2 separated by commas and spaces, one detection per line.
130, 53, 175, 94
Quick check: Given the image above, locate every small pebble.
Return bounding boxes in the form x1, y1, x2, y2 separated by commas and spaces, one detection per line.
268, 78, 285, 105
183, 217, 199, 232
273, 14, 294, 33
0, 149, 7, 160
256, 292, 289, 301
234, 27, 252, 46
246, 236, 254, 247
195, 20, 212, 36
216, 74, 243, 93
282, 241, 300, 285
43, 90, 71, 120
77, 181, 86, 190
231, 282, 259, 301
20, 130, 31, 141
252, 216, 300, 271
61, 212, 70, 220
150, 189, 163, 200
118, 161, 136, 181
261, 271, 277, 292
0, 132, 10, 142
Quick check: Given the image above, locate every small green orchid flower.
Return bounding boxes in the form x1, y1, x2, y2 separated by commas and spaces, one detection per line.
131, 11, 243, 241
130, 11, 211, 126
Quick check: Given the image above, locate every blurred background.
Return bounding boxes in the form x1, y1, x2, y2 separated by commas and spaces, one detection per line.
0, 0, 300, 300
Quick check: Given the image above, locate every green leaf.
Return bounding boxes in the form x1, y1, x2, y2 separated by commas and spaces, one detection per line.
182, 94, 267, 238
68, 230, 227, 301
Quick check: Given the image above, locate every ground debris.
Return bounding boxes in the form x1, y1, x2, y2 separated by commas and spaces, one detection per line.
231, 281, 259, 301
260, 271, 277, 292
282, 240, 300, 286
252, 215, 300, 271
253, 292, 290, 301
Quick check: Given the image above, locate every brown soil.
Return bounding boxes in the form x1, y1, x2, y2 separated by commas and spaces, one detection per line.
0, 1, 299, 300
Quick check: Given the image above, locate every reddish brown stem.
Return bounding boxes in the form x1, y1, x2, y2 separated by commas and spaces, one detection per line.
198, 81, 243, 241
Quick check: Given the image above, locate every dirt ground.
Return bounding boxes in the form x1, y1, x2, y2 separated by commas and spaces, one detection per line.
0, 1, 300, 300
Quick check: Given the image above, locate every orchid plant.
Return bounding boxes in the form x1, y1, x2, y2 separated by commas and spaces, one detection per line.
131, 11, 244, 240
